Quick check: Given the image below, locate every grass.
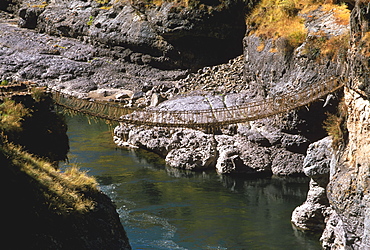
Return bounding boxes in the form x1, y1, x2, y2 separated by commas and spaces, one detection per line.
3, 143, 98, 215
247, 0, 308, 50
87, 16, 94, 26
29, 1, 48, 8
246, 0, 351, 53
358, 31, 370, 57
0, 94, 99, 216
1, 80, 9, 86
323, 98, 348, 149
303, 32, 350, 62
0, 99, 29, 136
31, 87, 48, 102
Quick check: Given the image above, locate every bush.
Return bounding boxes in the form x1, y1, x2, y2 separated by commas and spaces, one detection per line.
0, 99, 29, 138
323, 99, 348, 149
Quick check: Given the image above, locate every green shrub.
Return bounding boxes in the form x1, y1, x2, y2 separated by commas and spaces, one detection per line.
87, 16, 94, 26
1, 80, 9, 86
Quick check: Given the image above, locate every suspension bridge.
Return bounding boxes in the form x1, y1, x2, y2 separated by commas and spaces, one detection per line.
51, 78, 344, 129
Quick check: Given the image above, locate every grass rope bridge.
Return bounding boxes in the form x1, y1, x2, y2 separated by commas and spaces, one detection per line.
51, 78, 344, 129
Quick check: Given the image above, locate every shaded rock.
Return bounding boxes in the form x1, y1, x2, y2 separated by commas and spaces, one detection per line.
150, 93, 166, 107
19, 0, 249, 69
320, 207, 347, 249
131, 91, 145, 100
117, 126, 217, 170
215, 146, 270, 175
116, 90, 133, 100
166, 146, 217, 170
165, 130, 217, 170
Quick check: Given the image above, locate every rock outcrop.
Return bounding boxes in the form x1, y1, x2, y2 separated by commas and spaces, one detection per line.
114, 4, 347, 176
291, 137, 333, 232
292, 1, 370, 248
5, 0, 250, 69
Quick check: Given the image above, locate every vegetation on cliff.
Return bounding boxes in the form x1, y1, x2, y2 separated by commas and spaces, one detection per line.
246, 0, 350, 53
323, 98, 348, 149
0, 94, 95, 213
0, 92, 130, 249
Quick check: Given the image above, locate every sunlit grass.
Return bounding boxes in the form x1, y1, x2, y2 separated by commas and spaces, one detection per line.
246, 0, 350, 52
4, 143, 98, 215
0, 97, 99, 215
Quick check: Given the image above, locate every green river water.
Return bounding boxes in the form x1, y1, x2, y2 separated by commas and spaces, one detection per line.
61, 114, 322, 250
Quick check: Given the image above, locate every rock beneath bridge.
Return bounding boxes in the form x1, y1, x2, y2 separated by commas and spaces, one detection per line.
114, 126, 217, 170
114, 123, 309, 176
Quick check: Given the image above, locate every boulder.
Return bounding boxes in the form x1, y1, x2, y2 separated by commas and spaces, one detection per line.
115, 90, 133, 100
150, 93, 166, 107
271, 149, 305, 176
303, 136, 333, 186
118, 126, 217, 170
291, 137, 334, 232
215, 135, 272, 175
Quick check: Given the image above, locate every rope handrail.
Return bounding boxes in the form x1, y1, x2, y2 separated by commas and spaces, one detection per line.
51, 78, 344, 128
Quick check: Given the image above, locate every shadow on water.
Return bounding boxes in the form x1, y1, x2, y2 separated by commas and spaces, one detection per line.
61, 113, 322, 250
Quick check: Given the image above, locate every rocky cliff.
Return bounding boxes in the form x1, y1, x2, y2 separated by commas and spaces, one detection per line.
322, 1, 370, 248
113, 1, 349, 177
4, 0, 252, 69
293, 1, 370, 249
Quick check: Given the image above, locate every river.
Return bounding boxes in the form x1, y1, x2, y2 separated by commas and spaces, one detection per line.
60, 114, 322, 250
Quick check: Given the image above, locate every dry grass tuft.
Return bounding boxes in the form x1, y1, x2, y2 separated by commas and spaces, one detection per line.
359, 31, 370, 57
303, 32, 350, 62
0, 99, 29, 135
5, 143, 98, 215
323, 99, 348, 149
247, 0, 309, 50
246, 0, 350, 52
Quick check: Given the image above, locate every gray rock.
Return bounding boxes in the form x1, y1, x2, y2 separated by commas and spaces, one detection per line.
131, 91, 145, 100
303, 136, 333, 184
164, 130, 217, 170
117, 126, 217, 170
215, 135, 272, 175
291, 137, 334, 233
271, 149, 305, 176
320, 208, 347, 249
291, 179, 328, 231
166, 146, 217, 170
150, 93, 166, 107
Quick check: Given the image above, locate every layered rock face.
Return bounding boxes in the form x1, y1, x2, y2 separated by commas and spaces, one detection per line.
321, 2, 370, 248
8, 0, 249, 69
292, 1, 370, 248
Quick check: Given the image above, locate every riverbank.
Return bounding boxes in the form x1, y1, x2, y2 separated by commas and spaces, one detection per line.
0, 90, 131, 249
